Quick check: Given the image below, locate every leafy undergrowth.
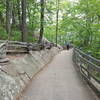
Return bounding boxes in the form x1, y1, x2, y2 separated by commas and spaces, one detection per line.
0, 27, 38, 43
77, 43, 100, 60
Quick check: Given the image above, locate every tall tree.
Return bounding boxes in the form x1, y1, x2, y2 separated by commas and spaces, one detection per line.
6, 0, 12, 40
38, 0, 45, 43
17, 0, 22, 30
56, 0, 59, 46
0, 1, 5, 26
21, 0, 27, 42
12, 3, 16, 26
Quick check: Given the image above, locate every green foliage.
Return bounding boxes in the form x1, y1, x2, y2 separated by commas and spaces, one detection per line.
60, 0, 100, 59
44, 25, 56, 42
0, 26, 38, 42
0, 27, 7, 40
0, 0, 99, 59
11, 30, 21, 41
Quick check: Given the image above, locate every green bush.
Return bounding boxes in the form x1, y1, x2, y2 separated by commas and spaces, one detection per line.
0, 27, 8, 40
11, 30, 21, 41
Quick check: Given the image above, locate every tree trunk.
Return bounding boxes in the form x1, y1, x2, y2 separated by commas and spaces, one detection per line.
6, 0, 12, 40
12, 3, 16, 27
21, 0, 27, 42
0, 12, 4, 26
38, 0, 45, 43
56, 0, 59, 46
17, 0, 22, 30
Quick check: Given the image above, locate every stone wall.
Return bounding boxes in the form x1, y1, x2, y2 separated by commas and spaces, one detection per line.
0, 47, 61, 100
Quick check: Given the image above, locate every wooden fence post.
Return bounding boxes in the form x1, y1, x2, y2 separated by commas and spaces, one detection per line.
87, 51, 92, 80
0, 43, 9, 63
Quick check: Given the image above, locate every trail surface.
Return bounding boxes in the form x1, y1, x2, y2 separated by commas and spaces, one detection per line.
20, 50, 97, 100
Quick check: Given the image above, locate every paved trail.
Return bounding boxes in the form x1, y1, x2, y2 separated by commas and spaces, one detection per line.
20, 50, 97, 100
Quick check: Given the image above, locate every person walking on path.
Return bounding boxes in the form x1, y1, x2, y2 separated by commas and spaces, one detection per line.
66, 42, 70, 50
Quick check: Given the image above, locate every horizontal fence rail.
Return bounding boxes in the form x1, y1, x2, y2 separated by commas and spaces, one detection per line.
0, 40, 54, 54
0, 40, 29, 54
73, 48, 100, 96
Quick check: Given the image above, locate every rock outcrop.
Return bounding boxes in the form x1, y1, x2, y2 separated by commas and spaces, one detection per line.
0, 47, 62, 100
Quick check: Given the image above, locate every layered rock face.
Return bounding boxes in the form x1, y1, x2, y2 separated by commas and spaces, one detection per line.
0, 47, 61, 100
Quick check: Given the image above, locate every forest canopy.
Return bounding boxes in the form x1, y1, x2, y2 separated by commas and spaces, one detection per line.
0, 0, 100, 59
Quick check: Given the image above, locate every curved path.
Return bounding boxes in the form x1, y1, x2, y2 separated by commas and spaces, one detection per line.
20, 50, 97, 100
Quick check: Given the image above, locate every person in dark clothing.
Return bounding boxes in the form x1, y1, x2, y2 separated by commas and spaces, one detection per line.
67, 44, 70, 50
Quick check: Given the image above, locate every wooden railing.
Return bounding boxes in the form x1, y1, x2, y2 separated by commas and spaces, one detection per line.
73, 48, 100, 96
0, 42, 7, 59
0, 40, 51, 54
0, 40, 29, 54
